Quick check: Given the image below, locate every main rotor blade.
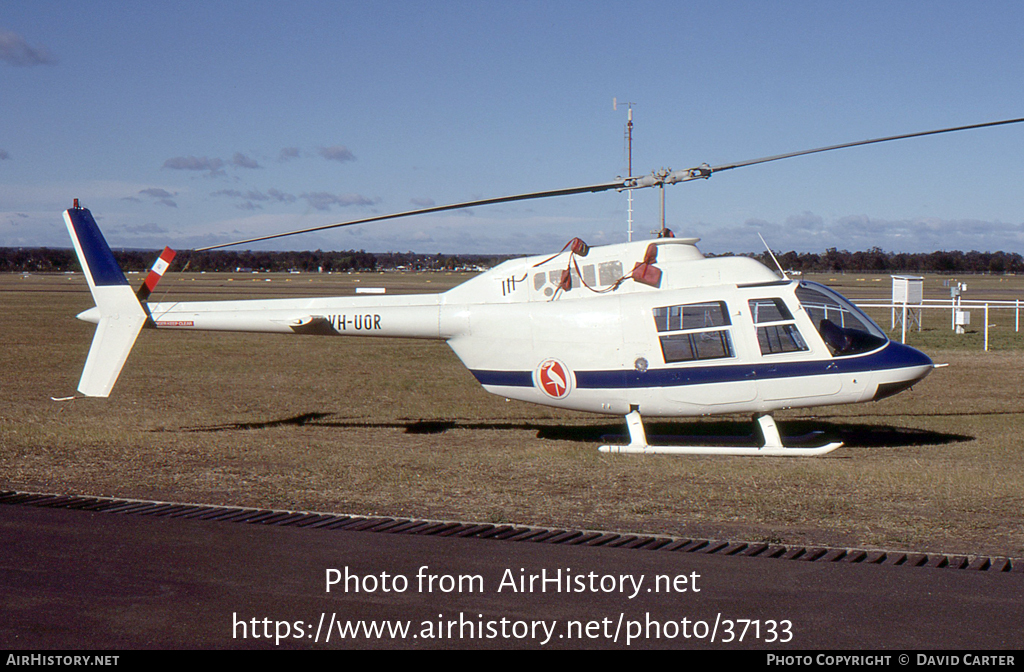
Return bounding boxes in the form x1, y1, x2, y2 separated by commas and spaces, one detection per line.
707, 117, 1024, 174
193, 180, 623, 251
193, 116, 1024, 251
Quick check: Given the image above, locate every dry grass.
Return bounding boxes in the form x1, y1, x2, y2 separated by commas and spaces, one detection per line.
2, 271, 1024, 558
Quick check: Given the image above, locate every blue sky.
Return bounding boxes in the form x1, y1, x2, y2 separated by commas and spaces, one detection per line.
2, 1, 1023, 255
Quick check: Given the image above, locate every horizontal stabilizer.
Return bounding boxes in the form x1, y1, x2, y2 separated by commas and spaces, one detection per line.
64, 204, 147, 397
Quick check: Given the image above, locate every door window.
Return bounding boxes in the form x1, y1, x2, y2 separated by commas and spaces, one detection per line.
652, 301, 734, 363
749, 298, 808, 355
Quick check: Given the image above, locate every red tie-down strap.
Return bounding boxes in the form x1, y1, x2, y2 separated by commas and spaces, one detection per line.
568, 237, 589, 256
631, 244, 662, 288
538, 237, 591, 296
535, 237, 590, 268
555, 268, 571, 293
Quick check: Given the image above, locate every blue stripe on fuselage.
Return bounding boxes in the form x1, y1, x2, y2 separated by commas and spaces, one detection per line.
66, 208, 129, 287
471, 341, 932, 389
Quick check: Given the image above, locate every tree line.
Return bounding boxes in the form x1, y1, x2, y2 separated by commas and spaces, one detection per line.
2, 245, 1024, 275
736, 247, 1024, 275
0, 247, 512, 273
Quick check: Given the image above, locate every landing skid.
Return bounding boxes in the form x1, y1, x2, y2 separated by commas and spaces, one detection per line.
598, 411, 843, 456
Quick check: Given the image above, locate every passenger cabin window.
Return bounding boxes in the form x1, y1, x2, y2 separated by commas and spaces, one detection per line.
795, 282, 888, 356
652, 301, 734, 364
749, 298, 808, 355
598, 261, 623, 285
531, 260, 624, 297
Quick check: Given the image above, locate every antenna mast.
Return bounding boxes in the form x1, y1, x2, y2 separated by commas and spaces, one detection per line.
627, 105, 634, 242
615, 98, 636, 241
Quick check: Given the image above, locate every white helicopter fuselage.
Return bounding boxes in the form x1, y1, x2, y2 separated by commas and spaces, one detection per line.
77, 235, 932, 420
67, 114, 1023, 453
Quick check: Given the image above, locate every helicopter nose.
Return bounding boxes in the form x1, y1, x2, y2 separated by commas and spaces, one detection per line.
872, 341, 934, 401
889, 340, 934, 369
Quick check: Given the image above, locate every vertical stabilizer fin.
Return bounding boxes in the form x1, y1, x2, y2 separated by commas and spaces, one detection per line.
63, 203, 147, 397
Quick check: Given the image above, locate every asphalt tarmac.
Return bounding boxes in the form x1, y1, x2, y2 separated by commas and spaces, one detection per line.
1, 503, 1022, 650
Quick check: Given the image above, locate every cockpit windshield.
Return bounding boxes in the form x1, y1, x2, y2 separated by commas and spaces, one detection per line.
795, 281, 888, 356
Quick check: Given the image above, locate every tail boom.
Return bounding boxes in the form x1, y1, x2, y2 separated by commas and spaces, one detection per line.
144, 295, 451, 339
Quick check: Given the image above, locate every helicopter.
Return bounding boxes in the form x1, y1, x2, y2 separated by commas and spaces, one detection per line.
62, 117, 1023, 456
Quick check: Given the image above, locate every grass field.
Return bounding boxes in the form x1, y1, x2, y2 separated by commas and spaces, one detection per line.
2, 269, 1024, 558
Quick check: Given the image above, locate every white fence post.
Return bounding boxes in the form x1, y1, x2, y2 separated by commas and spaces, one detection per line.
985, 303, 990, 352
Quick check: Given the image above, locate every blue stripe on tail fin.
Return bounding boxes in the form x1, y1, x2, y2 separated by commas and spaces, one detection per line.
64, 206, 129, 287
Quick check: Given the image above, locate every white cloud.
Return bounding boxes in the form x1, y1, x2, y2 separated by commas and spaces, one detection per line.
267, 188, 296, 203
163, 155, 225, 176
138, 188, 178, 208
318, 146, 356, 163
230, 152, 261, 169
0, 30, 56, 67
300, 191, 377, 211
694, 212, 1024, 255
212, 187, 298, 210
122, 223, 168, 235
139, 188, 175, 199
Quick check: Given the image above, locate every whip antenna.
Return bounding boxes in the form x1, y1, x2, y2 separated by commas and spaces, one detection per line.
758, 233, 788, 280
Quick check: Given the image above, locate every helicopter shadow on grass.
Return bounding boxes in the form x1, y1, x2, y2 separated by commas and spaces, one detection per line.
599, 419, 974, 451
171, 413, 972, 450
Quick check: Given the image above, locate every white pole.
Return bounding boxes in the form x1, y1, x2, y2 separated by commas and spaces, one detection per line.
985, 303, 990, 351
901, 302, 907, 344
1016, 299, 1019, 333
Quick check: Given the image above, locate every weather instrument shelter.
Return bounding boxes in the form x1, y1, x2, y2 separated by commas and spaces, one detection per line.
891, 275, 923, 340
